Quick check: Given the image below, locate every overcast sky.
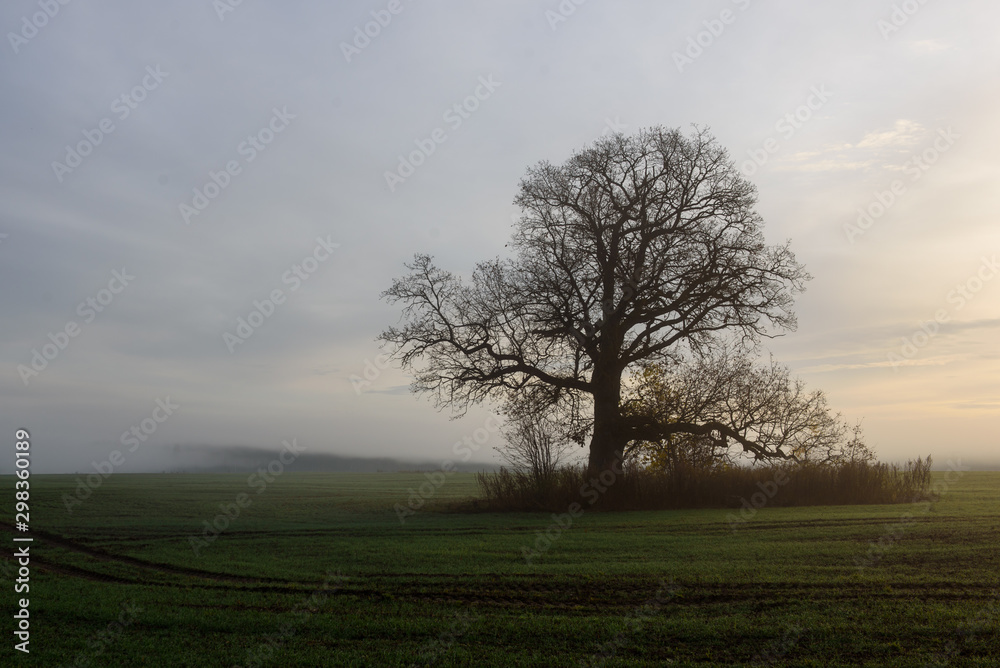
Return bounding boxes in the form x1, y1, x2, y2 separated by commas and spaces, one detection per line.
2, 0, 998, 473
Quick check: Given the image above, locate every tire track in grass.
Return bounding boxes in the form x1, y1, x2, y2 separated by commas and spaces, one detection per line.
0, 520, 287, 584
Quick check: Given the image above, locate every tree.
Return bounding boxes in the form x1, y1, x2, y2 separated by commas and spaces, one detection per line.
379, 126, 816, 474
623, 352, 875, 471
623, 364, 723, 473
496, 405, 576, 486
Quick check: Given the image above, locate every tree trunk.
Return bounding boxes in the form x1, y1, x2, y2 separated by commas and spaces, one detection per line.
588, 418, 624, 474
588, 366, 625, 475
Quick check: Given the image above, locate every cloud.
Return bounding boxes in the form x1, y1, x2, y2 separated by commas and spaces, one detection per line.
784, 318, 1000, 374
794, 356, 960, 374
909, 39, 951, 54
778, 156, 878, 172
776, 119, 927, 173
365, 384, 412, 395
948, 401, 1000, 411
854, 119, 925, 149
939, 318, 1000, 334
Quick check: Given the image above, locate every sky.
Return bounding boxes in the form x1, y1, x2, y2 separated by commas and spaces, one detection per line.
1, 0, 998, 473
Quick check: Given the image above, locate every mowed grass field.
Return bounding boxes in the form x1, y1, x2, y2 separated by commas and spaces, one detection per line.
2, 470, 999, 667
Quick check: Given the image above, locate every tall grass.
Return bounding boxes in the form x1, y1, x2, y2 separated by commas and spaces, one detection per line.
474, 457, 933, 512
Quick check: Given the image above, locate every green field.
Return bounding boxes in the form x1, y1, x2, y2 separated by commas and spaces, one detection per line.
3, 470, 999, 666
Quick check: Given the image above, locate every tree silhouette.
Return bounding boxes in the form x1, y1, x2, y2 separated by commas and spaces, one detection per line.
380, 126, 820, 473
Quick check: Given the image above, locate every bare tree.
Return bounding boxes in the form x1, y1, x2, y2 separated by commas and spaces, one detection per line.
379, 126, 813, 474
623, 351, 873, 468
495, 394, 578, 483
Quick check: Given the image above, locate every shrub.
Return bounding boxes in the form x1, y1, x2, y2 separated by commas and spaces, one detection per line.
473, 456, 933, 512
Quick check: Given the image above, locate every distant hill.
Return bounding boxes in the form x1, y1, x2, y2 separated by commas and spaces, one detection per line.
158, 443, 500, 474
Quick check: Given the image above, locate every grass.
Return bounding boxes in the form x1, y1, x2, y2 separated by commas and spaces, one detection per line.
2, 470, 999, 666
